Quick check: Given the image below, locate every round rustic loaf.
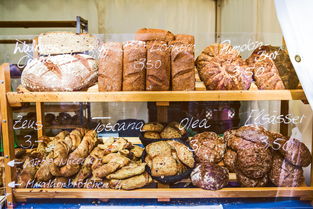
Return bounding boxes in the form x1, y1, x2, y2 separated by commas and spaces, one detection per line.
223, 149, 237, 172
189, 132, 226, 163
236, 169, 268, 187
235, 125, 274, 147
195, 44, 253, 90
279, 138, 312, 167
269, 153, 304, 187
21, 54, 97, 91
191, 163, 229, 190
236, 145, 272, 179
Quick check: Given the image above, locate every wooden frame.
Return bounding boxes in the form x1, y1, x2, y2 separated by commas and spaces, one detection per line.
1, 60, 313, 208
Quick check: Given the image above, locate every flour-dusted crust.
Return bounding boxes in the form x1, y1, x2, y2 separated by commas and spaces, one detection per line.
21, 54, 97, 92
236, 169, 268, 187
195, 44, 253, 90
189, 132, 226, 163
269, 153, 304, 187
37, 31, 98, 55
191, 163, 229, 190
223, 149, 237, 172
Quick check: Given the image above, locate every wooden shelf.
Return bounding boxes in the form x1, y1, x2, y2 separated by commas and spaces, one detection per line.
12, 104, 87, 113
13, 187, 313, 200
7, 90, 306, 104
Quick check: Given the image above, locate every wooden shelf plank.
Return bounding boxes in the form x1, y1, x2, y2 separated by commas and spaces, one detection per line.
0, 21, 76, 28
12, 104, 87, 113
7, 90, 306, 104
13, 187, 313, 200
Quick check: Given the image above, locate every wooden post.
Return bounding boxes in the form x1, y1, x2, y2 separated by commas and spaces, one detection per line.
35, 102, 44, 138
215, 0, 222, 43
280, 100, 289, 136
0, 63, 15, 208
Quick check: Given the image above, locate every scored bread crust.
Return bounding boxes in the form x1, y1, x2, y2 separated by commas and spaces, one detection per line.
135, 28, 175, 42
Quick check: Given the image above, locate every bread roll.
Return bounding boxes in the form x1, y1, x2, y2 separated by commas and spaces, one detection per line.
146, 41, 171, 91
122, 41, 146, 91
37, 32, 98, 55
98, 42, 123, 91
170, 35, 195, 91
135, 28, 174, 42
21, 54, 98, 91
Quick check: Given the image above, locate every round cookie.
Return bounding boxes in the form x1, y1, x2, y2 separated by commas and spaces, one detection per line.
191, 163, 229, 190
189, 132, 226, 163
269, 153, 304, 187
236, 145, 272, 179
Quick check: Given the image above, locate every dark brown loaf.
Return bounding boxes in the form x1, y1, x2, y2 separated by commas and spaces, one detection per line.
170, 37, 195, 91
135, 28, 175, 42
122, 41, 146, 91
236, 169, 268, 187
223, 149, 237, 172
146, 41, 171, 91
98, 42, 123, 91
21, 54, 98, 92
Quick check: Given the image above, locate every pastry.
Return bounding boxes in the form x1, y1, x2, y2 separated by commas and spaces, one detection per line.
279, 138, 312, 167
123, 41, 146, 91
135, 28, 175, 42
37, 31, 98, 55
189, 132, 226, 163
146, 41, 171, 91
98, 42, 123, 91
168, 122, 187, 136
151, 155, 178, 176
146, 141, 172, 158
191, 163, 229, 190
109, 172, 152, 190
141, 122, 164, 132
21, 54, 98, 91
269, 153, 304, 187
195, 43, 252, 90
166, 140, 195, 168
143, 132, 161, 139
160, 126, 182, 139
106, 162, 146, 179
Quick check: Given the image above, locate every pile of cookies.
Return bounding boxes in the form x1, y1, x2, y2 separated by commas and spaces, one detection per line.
144, 140, 195, 182
141, 122, 186, 139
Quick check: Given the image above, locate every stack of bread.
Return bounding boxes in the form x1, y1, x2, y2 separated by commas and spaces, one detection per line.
16, 129, 152, 190
99, 28, 195, 91
141, 122, 187, 140
21, 32, 98, 92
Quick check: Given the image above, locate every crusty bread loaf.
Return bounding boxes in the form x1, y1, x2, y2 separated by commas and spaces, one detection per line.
135, 28, 175, 42
98, 42, 123, 91
21, 54, 98, 91
37, 32, 98, 55
122, 41, 146, 91
146, 41, 171, 91
170, 35, 195, 91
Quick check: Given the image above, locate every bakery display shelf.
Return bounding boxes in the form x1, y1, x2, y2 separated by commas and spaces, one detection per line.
6, 89, 306, 104
13, 187, 313, 201
12, 104, 88, 113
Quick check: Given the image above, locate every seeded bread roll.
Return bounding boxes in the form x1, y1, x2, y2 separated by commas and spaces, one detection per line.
135, 28, 175, 42
170, 35, 195, 91
146, 41, 171, 91
122, 41, 146, 91
98, 42, 123, 91
37, 32, 98, 55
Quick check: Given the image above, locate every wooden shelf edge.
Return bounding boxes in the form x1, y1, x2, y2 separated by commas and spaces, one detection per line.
13, 187, 313, 199
7, 90, 307, 104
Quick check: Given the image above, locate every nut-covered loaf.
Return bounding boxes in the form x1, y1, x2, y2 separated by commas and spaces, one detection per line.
195, 44, 253, 90
98, 42, 123, 91
170, 35, 195, 91
122, 41, 146, 91
191, 163, 229, 190
146, 41, 171, 91
135, 28, 175, 42
269, 153, 304, 187
21, 54, 97, 91
37, 32, 98, 55
223, 149, 237, 172
189, 132, 226, 163
247, 45, 299, 90
279, 138, 312, 167
236, 145, 272, 179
